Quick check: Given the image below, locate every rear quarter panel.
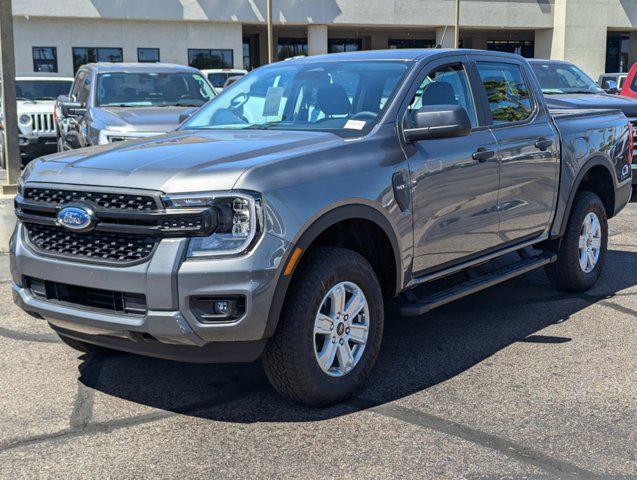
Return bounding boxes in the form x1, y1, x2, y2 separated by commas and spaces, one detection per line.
550, 108, 632, 237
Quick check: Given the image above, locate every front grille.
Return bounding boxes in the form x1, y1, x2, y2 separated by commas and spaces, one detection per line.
27, 276, 147, 315
25, 223, 156, 264
24, 187, 159, 211
29, 113, 56, 134
630, 120, 637, 158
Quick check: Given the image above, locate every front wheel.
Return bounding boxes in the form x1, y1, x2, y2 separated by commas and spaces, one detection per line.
262, 246, 384, 406
545, 191, 608, 292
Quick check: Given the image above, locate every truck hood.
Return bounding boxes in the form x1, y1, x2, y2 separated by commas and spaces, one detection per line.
25, 129, 344, 193
543, 93, 637, 117
94, 106, 199, 133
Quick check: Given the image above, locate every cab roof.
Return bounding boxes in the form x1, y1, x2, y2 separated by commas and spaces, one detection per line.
79, 62, 202, 74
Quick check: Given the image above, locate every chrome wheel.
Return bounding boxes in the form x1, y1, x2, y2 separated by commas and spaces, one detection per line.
313, 281, 370, 377
578, 212, 602, 273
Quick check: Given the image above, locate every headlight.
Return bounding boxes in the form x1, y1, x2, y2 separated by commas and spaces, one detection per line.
162, 191, 263, 258
19, 114, 32, 126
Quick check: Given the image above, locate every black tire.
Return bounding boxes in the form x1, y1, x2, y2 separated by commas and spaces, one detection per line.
262, 246, 384, 407
57, 333, 121, 356
545, 191, 608, 292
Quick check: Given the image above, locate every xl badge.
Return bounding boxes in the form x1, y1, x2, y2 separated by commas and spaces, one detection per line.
57, 205, 95, 232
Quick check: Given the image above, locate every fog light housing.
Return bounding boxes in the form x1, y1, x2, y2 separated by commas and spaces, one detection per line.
190, 296, 245, 323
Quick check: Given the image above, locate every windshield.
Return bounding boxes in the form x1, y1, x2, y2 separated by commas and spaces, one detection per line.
16, 80, 72, 101
208, 72, 244, 88
96, 72, 215, 107
530, 62, 602, 94
183, 60, 411, 137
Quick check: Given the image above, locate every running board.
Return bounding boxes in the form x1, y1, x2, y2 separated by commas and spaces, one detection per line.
396, 251, 557, 317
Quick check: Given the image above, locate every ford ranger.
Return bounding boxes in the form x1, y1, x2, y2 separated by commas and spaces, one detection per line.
10, 50, 634, 406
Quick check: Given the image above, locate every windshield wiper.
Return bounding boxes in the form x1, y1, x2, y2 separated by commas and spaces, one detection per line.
243, 120, 285, 130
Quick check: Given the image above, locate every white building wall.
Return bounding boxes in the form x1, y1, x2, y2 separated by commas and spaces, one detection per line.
13, 17, 243, 76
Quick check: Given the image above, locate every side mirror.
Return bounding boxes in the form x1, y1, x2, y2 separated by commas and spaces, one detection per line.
602, 79, 619, 94
178, 111, 195, 124
60, 101, 86, 118
403, 104, 472, 142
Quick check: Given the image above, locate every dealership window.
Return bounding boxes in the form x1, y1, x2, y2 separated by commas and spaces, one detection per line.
138, 48, 160, 63
328, 38, 363, 54
388, 39, 435, 49
277, 38, 307, 60
188, 49, 233, 69
486, 40, 534, 58
32, 47, 58, 73
72, 47, 123, 73
606, 33, 629, 73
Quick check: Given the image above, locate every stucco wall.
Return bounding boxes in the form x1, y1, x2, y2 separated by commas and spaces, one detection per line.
13, 16, 244, 76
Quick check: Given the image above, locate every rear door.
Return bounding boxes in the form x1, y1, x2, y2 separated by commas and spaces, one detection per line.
401, 55, 501, 274
472, 56, 560, 244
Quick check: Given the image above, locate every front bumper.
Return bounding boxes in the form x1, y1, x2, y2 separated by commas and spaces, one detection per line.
19, 134, 56, 159
10, 223, 290, 362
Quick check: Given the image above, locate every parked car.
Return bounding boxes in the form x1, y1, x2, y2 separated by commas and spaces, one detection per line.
529, 59, 637, 185
55, 63, 215, 151
619, 62, 637, 100
200, 68, 248, 92
11, 50, 633, 406
598, 72, 627, 94
1, 76, 73, 164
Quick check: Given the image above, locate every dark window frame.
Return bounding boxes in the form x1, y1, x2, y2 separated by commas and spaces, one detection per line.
72, 47, 123, 73
32, 46, 58, 73
388, 38, 436, 49
187, 48, 234, 69
276, 37, 308, 60
137, 47, 160, 63
328, 38, 363, 54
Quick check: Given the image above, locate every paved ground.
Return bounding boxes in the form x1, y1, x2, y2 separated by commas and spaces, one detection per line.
0, 194, 636, 480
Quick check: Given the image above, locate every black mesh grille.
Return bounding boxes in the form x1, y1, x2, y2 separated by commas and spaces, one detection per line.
160, 216, 204, 230
24, 188, 158, 211
25, 223, 156, 264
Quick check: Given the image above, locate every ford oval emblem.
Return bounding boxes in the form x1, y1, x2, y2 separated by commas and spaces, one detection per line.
57, 206, 95, 232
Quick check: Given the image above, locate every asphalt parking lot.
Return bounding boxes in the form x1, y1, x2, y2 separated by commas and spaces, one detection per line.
0, 194, 635, 480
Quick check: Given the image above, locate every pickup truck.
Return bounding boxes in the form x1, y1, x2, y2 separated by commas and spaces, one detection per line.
10, 50, 633, 406
55, 63, 215, 151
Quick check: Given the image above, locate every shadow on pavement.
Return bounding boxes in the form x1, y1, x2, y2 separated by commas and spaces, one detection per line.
78, 248, 637, 422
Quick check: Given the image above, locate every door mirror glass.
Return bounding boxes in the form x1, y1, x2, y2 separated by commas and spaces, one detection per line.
403, 104, 472, 142
602, 79, 618, 94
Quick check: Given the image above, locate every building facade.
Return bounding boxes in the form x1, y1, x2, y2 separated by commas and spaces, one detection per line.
9, 0, 637, 78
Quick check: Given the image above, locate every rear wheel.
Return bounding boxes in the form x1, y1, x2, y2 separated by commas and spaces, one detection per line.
545, 191, 608, 292
57, 333, 121, 356
262, 246, 384, 406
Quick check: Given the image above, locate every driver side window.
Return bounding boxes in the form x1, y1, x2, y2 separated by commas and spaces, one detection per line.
408, 64, 478, 128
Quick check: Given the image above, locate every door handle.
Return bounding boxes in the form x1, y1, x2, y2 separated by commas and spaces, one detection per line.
472, 147, 495, 162
535, 137, 554, 151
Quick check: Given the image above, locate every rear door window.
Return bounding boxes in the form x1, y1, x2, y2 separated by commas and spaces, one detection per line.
476, 62, 533, 125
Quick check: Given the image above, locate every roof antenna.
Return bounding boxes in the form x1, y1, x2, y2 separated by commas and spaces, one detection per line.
435, 26, 448, 48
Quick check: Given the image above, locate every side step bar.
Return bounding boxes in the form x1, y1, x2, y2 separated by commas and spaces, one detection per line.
396, 251, 557, 317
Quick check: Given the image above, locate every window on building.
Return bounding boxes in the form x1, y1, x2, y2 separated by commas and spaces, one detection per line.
138, 48, 160, 63
388, 39, 435, 49
486, 40, 534, 58
476, 62, 533, 125
606, 33, 629, 73
32, 47, 58, 73
277, 38, 307, 60
328, 39, 363, 54
72, 47, 123, 73
188, 49, 234, 69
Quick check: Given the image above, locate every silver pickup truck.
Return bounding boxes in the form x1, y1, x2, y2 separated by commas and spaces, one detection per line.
11, 50, 633, 406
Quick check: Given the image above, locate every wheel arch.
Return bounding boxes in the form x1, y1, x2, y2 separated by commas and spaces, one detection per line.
263, 203, 404, 338
556, 156, 617, 238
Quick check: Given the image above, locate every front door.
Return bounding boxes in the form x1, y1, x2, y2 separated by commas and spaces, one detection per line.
402, 58, 501, 274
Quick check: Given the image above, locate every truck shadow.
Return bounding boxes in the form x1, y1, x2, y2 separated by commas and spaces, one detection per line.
78, 248, 637, 423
